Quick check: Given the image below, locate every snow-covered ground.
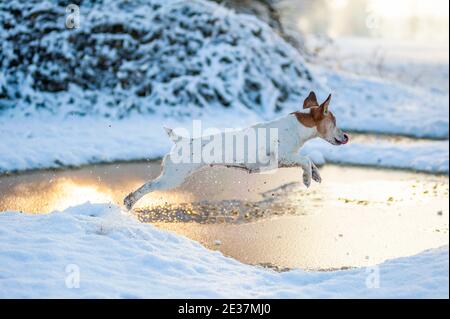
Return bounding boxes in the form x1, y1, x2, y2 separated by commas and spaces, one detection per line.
310, 37, 449, 93
306, 36, 449, 139
302, 136, 449, 173
313, 65, 449, 139
0, 203, 448, 298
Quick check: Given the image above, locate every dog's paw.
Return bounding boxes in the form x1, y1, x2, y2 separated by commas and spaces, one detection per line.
302, 171, 312, 188
123, 194, 134, 210
311, 164, 321, 183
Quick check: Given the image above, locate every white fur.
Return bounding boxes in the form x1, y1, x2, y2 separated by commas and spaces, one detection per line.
124, 112, 323, 209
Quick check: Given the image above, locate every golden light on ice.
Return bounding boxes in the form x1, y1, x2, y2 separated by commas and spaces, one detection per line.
51, 181, 114, 211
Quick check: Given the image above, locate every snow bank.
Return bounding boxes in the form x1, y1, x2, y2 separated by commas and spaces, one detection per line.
310, 36, 449, 93
0, 203, 448, 298
306, 37, 449, 139
302, 138, 449, 174
313, 66, 449, 139
0, 0, 314, 119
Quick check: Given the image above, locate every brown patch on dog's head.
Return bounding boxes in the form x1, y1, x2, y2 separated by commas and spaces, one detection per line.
292, 92, 349, 145
292, 112, 315, 127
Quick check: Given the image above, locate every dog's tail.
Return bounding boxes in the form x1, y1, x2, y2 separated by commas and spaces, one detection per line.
163, 126, 180, 143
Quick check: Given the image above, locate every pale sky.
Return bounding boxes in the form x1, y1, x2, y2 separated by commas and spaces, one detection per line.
367, 0, 449, 18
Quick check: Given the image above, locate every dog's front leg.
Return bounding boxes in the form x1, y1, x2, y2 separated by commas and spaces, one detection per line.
310, 161, 321, 184
300, 156, 322, 186
299, 156, 313, 188
280, 155, 320, 188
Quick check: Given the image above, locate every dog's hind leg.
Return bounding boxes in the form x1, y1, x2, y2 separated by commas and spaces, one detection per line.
124, 156, 202, 210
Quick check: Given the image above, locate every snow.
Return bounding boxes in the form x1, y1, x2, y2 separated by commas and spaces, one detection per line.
0, 203, 448, 298
313, 67, 449, 139
303, 137, 449, 174
308, 36, 449, 139
0, 0, 315, 119
310, 37, 449, 92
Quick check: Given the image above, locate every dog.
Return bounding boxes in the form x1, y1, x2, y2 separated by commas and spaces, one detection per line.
124, 92, 349, 209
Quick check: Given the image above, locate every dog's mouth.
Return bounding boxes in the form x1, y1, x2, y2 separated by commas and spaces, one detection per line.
332, 133, 349, 145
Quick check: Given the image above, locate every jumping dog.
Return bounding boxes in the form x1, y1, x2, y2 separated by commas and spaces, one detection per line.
124, 92, 349, 209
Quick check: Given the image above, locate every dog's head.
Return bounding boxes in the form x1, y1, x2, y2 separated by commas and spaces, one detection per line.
295, 91, 349, 145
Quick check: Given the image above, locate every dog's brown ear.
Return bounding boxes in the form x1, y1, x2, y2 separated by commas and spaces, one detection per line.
320, 94, 332, 115
303, 91, 319, 109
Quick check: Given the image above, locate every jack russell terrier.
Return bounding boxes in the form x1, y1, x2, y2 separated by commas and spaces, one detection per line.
124, 91, 349, 209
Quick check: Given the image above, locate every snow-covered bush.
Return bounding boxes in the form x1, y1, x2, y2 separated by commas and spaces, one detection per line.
0, 0, 314, 118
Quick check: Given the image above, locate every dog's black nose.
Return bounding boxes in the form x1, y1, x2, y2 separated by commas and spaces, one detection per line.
342, 133, 349, 144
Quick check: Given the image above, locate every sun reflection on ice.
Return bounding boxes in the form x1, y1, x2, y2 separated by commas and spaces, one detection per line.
50, 181, 114, 211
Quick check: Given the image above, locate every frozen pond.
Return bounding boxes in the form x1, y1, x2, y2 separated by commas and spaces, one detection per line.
0, 161, 448, 271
